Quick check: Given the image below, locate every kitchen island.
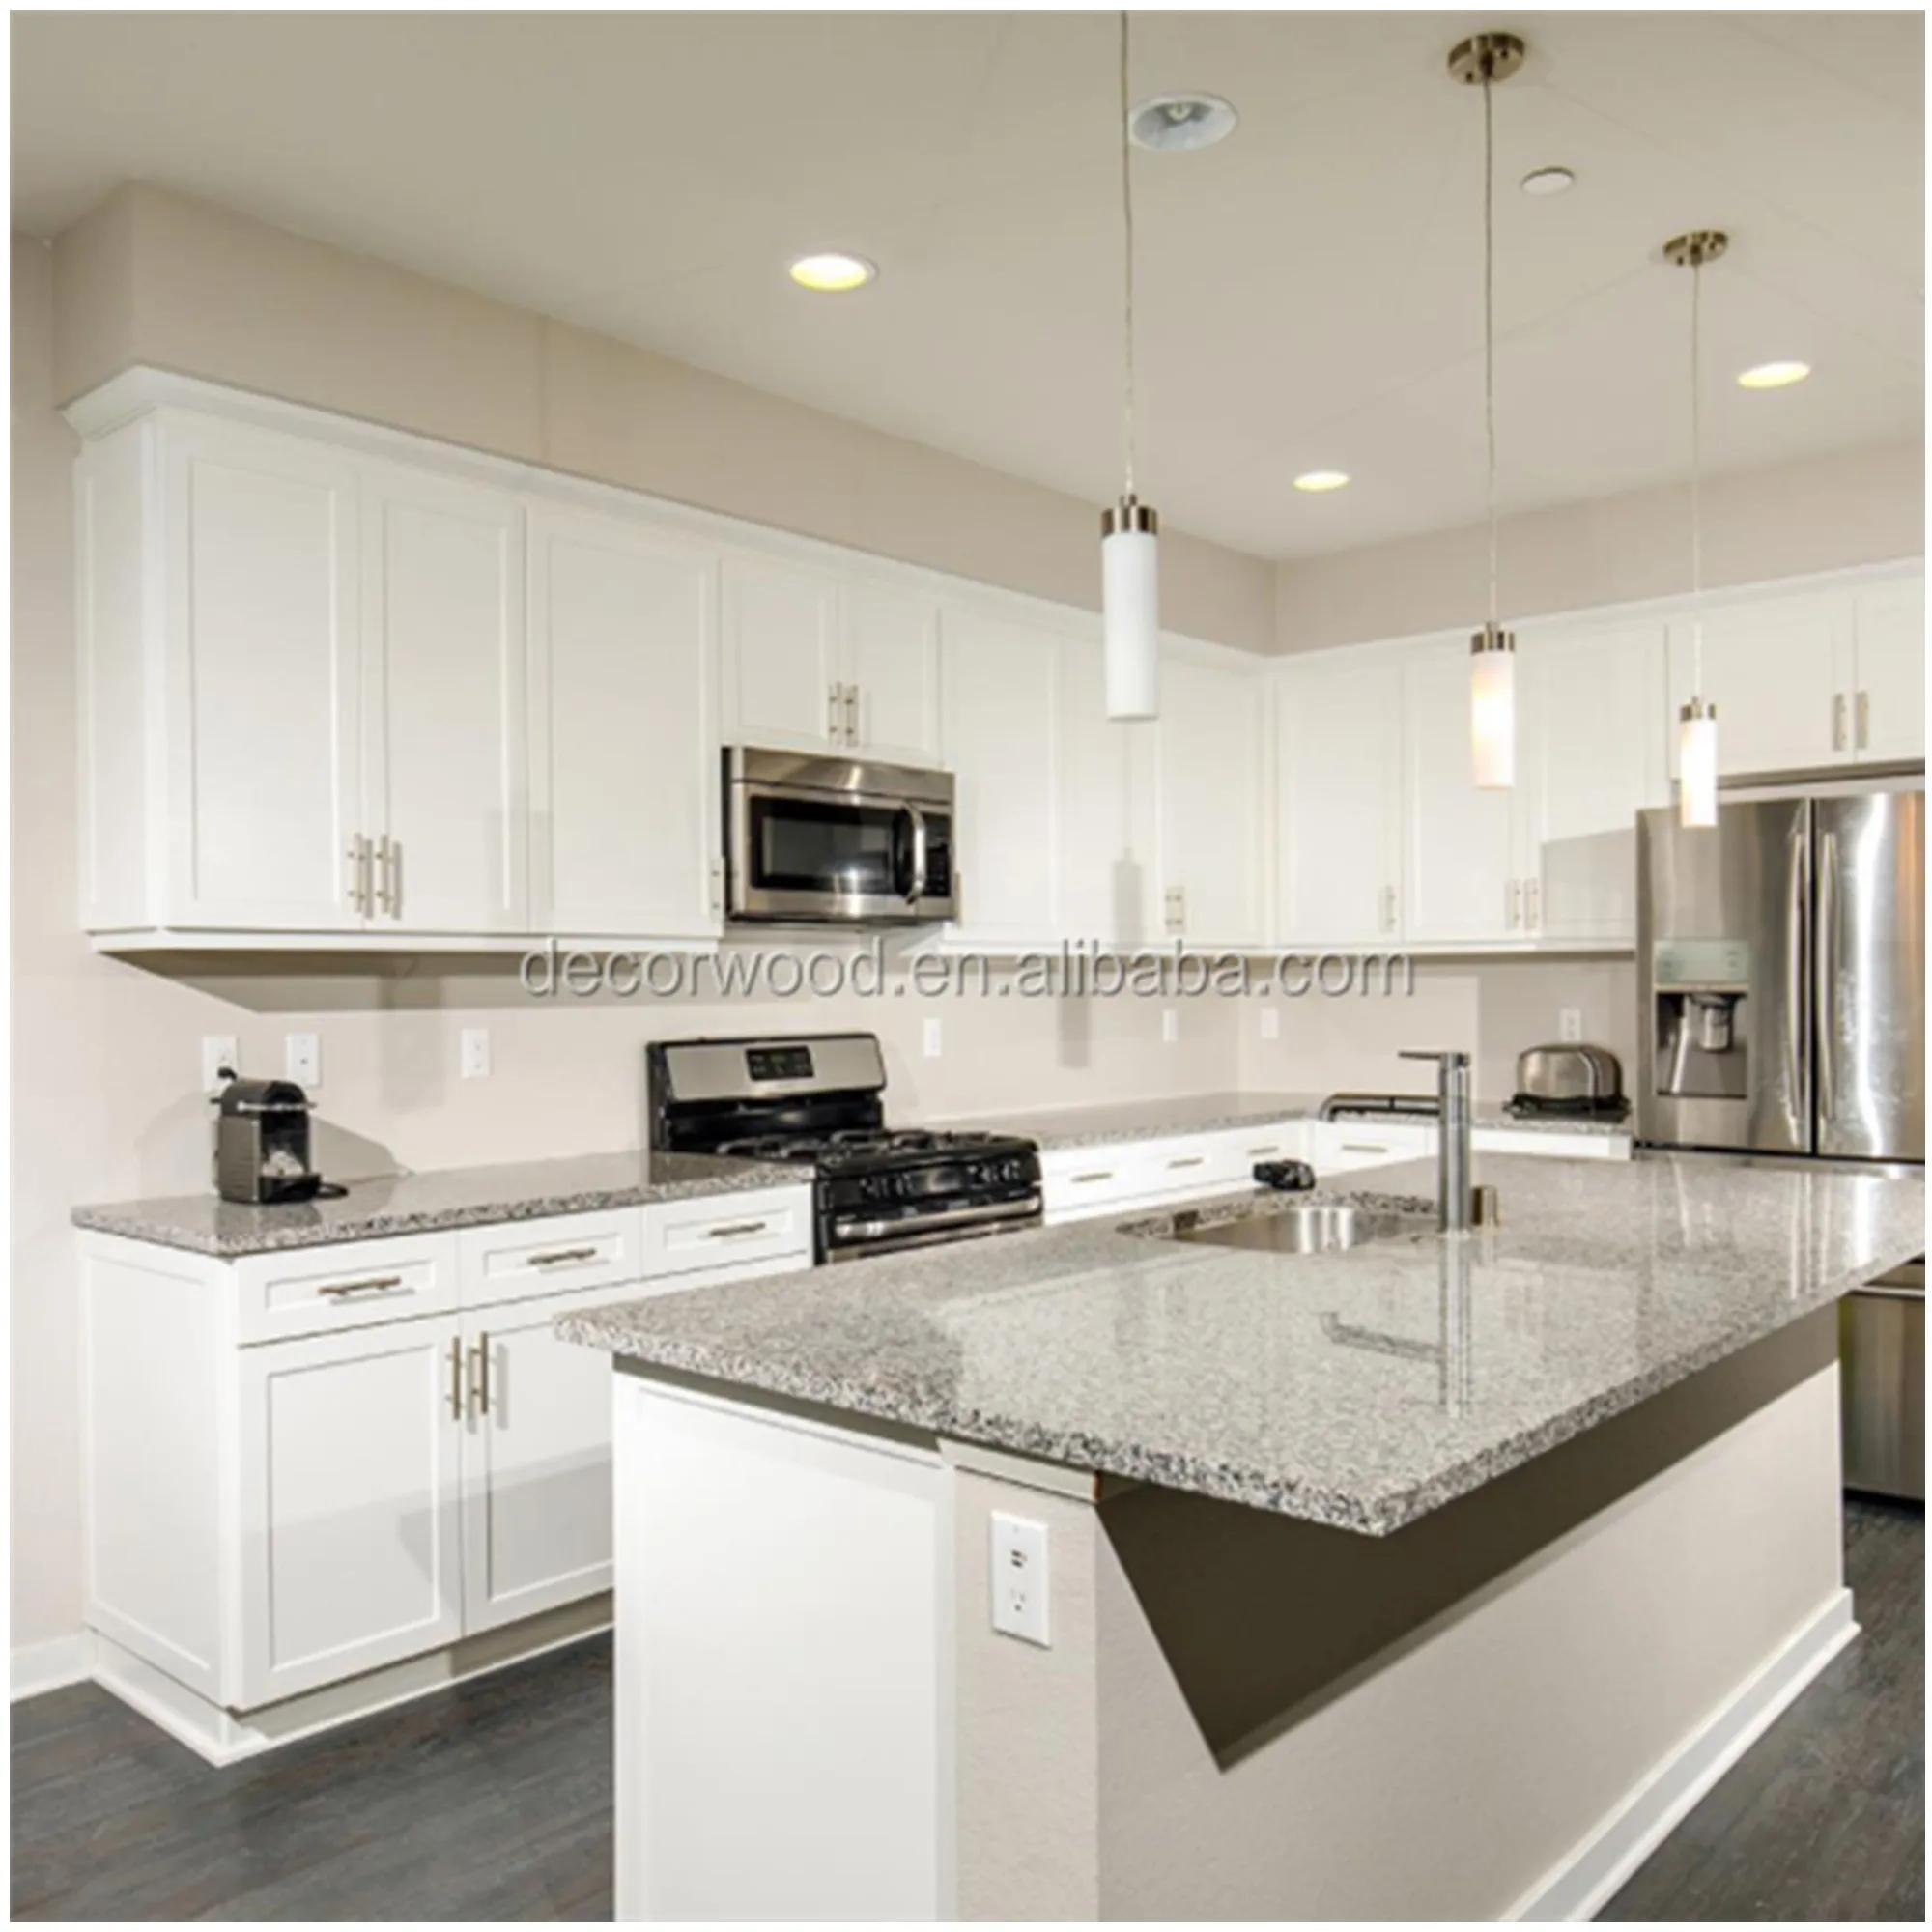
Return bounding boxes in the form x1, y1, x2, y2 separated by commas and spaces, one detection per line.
559, 1151, 1924, 1922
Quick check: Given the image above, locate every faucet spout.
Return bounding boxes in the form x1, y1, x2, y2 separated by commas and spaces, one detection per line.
1398, 1049, 1474, 1233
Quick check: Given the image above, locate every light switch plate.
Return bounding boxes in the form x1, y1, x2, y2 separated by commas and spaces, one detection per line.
285, 1032, 321, 1089
990, 1512, 1050, 1646
461, 1028, 492, 1079
1558, 1008, 1584, 1043
923, 1017, 943, 1059
1161, 1008, 1179, 1045
1260, 1007, 1281, 1041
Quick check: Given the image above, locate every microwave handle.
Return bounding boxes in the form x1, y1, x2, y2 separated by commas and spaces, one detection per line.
903, 804, 929, 905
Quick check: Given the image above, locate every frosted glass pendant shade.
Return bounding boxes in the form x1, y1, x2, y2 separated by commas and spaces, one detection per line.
1470, 625, 1517, 789
1102, 497, 1160, 721
1679, 698, 1719, 828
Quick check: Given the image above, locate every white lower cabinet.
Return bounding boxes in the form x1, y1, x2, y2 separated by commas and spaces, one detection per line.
237, 1316, 466, 1709
78, 1186, 814, 1746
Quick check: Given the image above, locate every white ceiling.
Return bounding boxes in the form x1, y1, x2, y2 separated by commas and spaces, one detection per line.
12, 11, 1924, 559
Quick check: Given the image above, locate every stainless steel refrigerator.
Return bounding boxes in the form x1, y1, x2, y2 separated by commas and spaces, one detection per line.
1637, 788, 1924, 1496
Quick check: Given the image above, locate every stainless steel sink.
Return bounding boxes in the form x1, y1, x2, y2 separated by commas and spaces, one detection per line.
1171, 1201, 1434, 1256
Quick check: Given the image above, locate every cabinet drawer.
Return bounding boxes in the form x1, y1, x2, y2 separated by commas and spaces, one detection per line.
1311, 1122, 1436, 1174
641, 1186, 813, 1277
1472, 1127, 1630, 1161
458, 1209, 644, 1309
233, 1233, 460, 1345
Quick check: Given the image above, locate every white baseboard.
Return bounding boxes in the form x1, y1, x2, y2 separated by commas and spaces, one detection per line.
1506, 1587, 1858, 1921
11, 1633, 94, 1702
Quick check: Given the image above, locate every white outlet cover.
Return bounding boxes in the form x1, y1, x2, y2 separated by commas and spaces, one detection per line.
285, 1032, 322, 1089
1260, 1007, 1281, 1041
202, 1035, 239, 1093
461, 1028, 492, 1078
1559, 1008, 1584, 1042
990, 1512, 1050, 1647
923, 1016, 943, 1059
1161, 1008, 1179, 1045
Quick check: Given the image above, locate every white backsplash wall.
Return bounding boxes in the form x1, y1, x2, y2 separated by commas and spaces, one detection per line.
1238, 956, 1637, 1102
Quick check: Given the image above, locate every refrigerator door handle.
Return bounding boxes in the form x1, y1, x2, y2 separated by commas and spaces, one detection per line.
1815, 829, 1837, 1135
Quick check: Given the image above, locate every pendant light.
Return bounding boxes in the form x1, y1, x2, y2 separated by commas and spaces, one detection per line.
1665, 229, 1728, 828
1449, 32, 1525, 789
1102, 9, 1159, 721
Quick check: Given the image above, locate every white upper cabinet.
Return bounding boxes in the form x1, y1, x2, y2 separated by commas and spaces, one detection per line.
1667, 590, 1845, 777
1848, 578, 1925, 763
720, 554, 842, 754
1158, 655, 1268, 950
154, 417, 365, 931
527, 505, 721, 939
940, 606, 1060, 944
361, 465, 527, 933
1401, 639, 1520, 945
839, 581, 941, 765
1057, 633, 1158, 949
1516, 623, 1668, 944
1273, 654, 1403, 948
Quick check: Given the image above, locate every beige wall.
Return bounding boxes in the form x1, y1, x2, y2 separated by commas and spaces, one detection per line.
1275, 439, 1925, 654
49, 185, 1277, 653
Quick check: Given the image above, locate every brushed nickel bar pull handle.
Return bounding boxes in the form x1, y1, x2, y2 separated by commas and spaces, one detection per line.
448, 1337, 464, 1420
470, 1334, 491, 1417
844, 684, 859, 743
1525, 878, 1540, 930
345, 836, 370, 916
1246, 1145, 1281, 1157
1167, 1154, 1206, 1170
374, 835, 397, 916
1341, 1143, 1391, 1155
1857, 690, 1871, 751
828, 682, 842, 740
317, 1274, 406, 1298
1833, 693, 1848, 752
526, 1246, 599, 1267
1070, 1171, 1115, 1185
706, 1219, 771, 1239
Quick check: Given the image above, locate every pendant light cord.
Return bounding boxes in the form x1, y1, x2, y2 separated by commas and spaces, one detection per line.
1120, 8, 1137, 500
1483, 65, 1498, 629
1690, 250, 1705, 692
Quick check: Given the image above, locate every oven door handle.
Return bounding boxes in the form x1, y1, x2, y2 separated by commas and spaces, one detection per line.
835, 1191, 1040, 1242
902, 803, 929, 905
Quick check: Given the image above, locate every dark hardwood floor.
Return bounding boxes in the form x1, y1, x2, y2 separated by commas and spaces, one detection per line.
12, 1500, 1922, 1921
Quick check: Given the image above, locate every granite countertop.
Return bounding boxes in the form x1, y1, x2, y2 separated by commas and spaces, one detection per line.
558, 1151, 1923, 1537
927, 1091, 1632, 1150
71, 1150, 805, 1258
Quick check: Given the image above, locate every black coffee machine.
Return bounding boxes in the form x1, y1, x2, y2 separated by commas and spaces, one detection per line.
213, 1075, 337, 1204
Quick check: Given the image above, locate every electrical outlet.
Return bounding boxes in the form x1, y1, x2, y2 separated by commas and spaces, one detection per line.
1161, 1008, 1179, 1045
285, 1032, 322, 1089
989, 1512, 1050, 1646
1260, 1007, 1281, 1041
1559, 1008, 1584, 1043
201, 1035, 238, 1094
461, 1028, 492, 1079
923, 1016, 943, 1059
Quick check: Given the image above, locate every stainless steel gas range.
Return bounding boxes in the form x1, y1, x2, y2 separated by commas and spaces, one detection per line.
646, 1032, 1041, 1263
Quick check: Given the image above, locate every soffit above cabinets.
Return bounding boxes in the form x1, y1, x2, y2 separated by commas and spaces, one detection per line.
14, 12, 1921, 559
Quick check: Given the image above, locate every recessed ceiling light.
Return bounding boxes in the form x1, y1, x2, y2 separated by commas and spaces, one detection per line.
1293, 470, 1350, 494
787, 252, 876, 294
1520, 165, 1575, 197
1129, 93, 1237, 153
1737, 360, 1811, 390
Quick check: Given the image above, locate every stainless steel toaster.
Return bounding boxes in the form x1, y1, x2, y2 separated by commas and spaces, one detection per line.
1515, 1044, 1624, 1106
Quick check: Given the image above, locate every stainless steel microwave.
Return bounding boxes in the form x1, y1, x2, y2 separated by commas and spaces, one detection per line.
724, 747, 957, 925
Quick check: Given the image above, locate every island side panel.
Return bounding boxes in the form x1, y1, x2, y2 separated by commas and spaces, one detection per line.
1086, 1350, 1848, 1920
611, 1368, 953, 1923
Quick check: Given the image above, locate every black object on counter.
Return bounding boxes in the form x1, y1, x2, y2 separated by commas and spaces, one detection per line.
213, 1075, 345, 1204
1505, 1093, 1631, 1122
1252, 1158, 1318, 1192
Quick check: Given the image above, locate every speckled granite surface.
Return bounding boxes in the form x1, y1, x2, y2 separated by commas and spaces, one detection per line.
558, 1151, 1922, 1536
926, 1091, 1631, 1149
71, 1150, 803, 1257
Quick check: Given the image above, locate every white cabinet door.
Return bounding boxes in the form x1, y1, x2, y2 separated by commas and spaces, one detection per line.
362, 465, 527, 932
159, 418, 364, 930
1667, 592, 1843, 778
1159, 655, 1268, 950
1274, 655, 1403, 947
721, 554, 840, 753
237, 1317, 464, 1709
527, 505, 721, 939
841, 581, 940, 764
1056, 632, 1158, 948
1518, 623, 1667, 944
1850, 577, 1925, 763
1401, 639, 1519, 945
459, 1285, 615, 1635
940, 606, 1059, 943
